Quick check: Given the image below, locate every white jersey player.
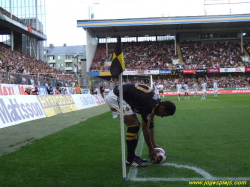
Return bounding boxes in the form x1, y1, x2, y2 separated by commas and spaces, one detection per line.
201, 81, 207, 100
158, 83, 165, 99
176, 82, 182, 100
183, 82, 190, 100
154, 83, 160, 97
213, 81, 218, 98
192, 83, 198, 98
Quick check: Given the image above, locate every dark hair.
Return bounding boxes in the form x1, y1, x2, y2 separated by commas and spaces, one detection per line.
160, 101, 176, 116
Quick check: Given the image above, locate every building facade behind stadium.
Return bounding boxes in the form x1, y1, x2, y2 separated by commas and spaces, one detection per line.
77, 14, 250, 88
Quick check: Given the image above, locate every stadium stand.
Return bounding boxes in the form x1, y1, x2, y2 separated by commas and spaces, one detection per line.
0, 42, 75, 86
180, 41, 245, 69
90, 41, 178, 72
243, 41, 250, 67
89, 40, 250, 72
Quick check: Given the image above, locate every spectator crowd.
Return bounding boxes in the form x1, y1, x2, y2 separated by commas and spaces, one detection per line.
180, 41, 245, 69
0, 42, 75, 85
90, 41, 178, 72
90, 40, 250, 72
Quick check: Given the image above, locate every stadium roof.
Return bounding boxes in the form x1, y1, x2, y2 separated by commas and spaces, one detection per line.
0, 13, 46, 40
45, 45, 86, 56
77, 14, 250, 38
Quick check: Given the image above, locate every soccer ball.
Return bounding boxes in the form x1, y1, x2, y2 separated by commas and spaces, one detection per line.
151, 148, 166, 164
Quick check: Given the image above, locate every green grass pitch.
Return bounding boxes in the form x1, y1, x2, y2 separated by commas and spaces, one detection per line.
0, 94, 249, 187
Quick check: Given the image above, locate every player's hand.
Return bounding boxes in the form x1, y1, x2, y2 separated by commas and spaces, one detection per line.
148, 148, 157, 162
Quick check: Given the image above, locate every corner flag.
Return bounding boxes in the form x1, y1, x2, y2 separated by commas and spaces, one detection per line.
110, 36, 125, 77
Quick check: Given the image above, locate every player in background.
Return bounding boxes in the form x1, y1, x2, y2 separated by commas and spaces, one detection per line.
158, 83, 165, 99
154, 83, 160, 98
183, 82, 190, 100
192, 83, 198, 98
213, 80, 218, 98
176, 82, 182, 100
201, 81, 207, 100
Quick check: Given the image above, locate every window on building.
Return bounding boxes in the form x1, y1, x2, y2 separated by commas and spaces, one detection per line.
66, 56, 71, 59
66, 63, 72, 67
49, 56, 55, 60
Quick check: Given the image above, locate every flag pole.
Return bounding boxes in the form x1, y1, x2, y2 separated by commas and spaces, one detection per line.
119, 73, 126, 181
110, 35, 126, 181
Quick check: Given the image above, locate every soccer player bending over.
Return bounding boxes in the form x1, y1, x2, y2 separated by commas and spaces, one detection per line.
106, 83, 176, 167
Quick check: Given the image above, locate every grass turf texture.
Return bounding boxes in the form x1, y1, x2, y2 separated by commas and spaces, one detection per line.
0, 94, 249, 187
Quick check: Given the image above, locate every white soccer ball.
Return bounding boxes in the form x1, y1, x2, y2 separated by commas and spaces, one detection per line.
152, 147, 166, 164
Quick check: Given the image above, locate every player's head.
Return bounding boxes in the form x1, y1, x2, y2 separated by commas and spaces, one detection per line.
155, 101, 176, 118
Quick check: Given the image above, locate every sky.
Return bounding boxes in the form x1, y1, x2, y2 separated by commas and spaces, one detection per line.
45, 0, 250, 47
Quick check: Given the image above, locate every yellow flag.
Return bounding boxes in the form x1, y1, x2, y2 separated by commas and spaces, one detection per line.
110, 36, 125, 77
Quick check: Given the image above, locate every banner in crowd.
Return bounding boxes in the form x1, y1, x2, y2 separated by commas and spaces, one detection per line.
183, 69, 196, 74
207, 68, 220, 73
0, 84, 34, 96
0, 95, 46, 129
37, 86, 48, 95
82, 89, 90, 94
122, 70, 160, 75
146, 70, 159, 74
196, 69, 207, 73
220, 67, 245, 73
245, 67, 250, 72
159, 70, 172, 74
0, 84, 78, 96
122, 70, 136, 75
37, 95, 78, 117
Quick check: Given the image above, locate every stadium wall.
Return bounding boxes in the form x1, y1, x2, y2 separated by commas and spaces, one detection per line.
86, 30, 98, 74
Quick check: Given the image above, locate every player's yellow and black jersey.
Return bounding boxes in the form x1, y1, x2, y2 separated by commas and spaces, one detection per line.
113, 83, 160, 125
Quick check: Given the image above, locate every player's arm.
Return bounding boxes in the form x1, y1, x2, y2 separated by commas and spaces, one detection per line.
149, 124, 161, 148
141, 119, 157, 161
